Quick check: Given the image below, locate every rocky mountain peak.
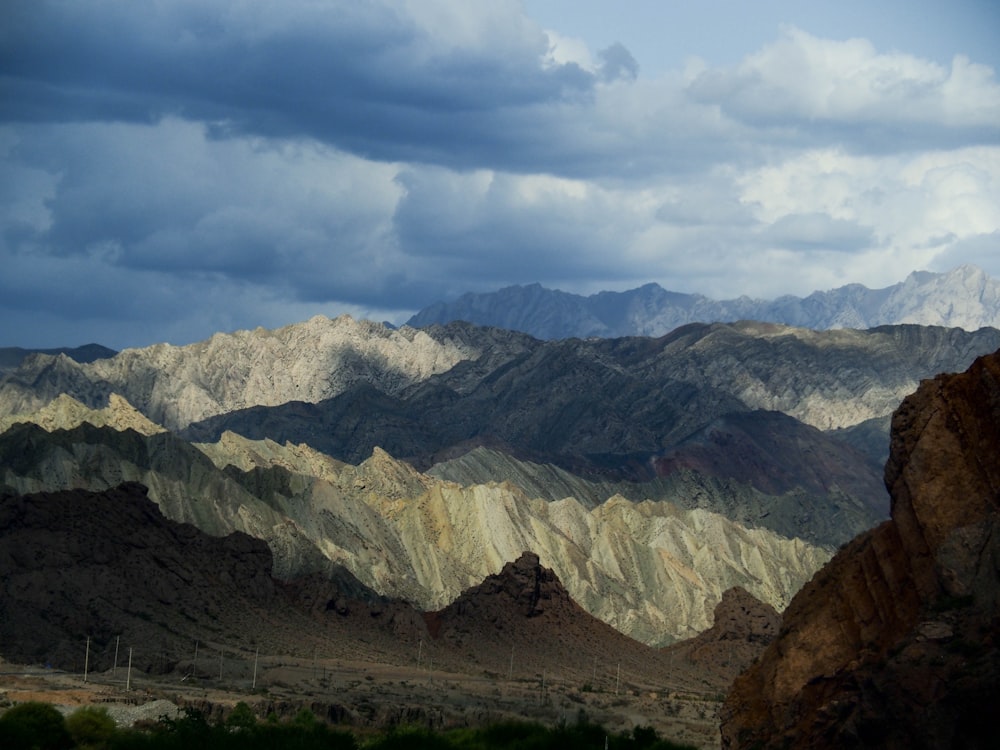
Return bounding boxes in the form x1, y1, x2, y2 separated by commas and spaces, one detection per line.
709, 586, 781, 644
721, 348, 1000, 748
0, 314, 482, 432
448, 551, 571, 620
353, 446, 434, 499
663, 587, 781, 686
496, 551, 568, 617
0, 392, 165, 436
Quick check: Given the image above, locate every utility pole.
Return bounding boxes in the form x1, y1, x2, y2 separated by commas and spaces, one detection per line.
113, 636, 120, 675
252, 647, 259, 690
417, 639, 423, 670
84, 637, 90, 683
193, 640, 199, 676
508, 645, 514, 681
126, 648, 133, 691
615, 662, 620, 695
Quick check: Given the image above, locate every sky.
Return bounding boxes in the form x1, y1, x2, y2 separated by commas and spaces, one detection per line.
2, 1, 999, 349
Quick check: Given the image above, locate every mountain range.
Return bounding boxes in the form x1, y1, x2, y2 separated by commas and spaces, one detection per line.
4, 341, 996, 746
0, 397, 829, 645
2, 313, 999, 648
3, 266, 1000, 743
406, 265, 1000, 339
0, 343, 116, 374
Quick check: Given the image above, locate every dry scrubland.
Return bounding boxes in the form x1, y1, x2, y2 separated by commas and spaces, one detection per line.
1, 653, 723, 749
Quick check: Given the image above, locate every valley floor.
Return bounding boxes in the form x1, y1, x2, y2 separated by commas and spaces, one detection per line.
0, 653, 722, 749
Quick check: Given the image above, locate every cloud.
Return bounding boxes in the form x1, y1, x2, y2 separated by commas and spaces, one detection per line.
2, 2, 999, 347
930, 231, 1000, 276
687, 27, 1000, 150
598, 42, 639, 82
1, 0, 598, 175
762, 213, 874, 252
392, 166, 647, 296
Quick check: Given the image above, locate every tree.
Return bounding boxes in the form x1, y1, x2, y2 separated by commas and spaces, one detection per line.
66, 706, 116, 749
0, 701, 73, 750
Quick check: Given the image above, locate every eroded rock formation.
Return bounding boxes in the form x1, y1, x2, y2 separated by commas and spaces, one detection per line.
0, 405, 830, 646
424, 551, 681, 685
665, 587, 781, 687
720, 349, 1000, 749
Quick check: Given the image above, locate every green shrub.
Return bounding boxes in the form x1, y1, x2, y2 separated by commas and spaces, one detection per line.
0, 701, 73, 750
291, 707, 317, 728
67, 706, 116, 749
224, 702, 256, 731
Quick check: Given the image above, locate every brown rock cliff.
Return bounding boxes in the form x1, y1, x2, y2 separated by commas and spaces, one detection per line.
665, 586, 781, 687
721, 349, 1000, 749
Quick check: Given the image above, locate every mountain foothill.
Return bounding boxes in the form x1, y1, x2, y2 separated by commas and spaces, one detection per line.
1, 265, 999, 746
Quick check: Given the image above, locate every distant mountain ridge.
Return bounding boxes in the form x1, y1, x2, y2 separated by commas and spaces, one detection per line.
0, 343, 116, 373
406, 265, 1000, 339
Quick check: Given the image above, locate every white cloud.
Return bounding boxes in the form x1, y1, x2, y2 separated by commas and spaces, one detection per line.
689, 26, 1000, 129
402, 0, 546, 56
736, 146, 1000, 290
542, 29, 596, 71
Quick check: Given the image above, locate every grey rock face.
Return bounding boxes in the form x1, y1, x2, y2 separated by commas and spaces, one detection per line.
0, 315, 479, 431
171, 322, 1000, 533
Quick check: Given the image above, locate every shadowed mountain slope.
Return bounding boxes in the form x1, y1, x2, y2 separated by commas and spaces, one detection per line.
0, 482, 410, 672
175, 322, 1000, 547
0, 343, 116, 374
0, 484, 710, 695
176, 322, 1000, 468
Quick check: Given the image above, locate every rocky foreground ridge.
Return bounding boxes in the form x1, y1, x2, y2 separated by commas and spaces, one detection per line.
721, 348, 1000, 748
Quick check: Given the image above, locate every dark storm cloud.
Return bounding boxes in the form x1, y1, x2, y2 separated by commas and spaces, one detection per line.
1, 0, 606, 176
391, 166, 642, 294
